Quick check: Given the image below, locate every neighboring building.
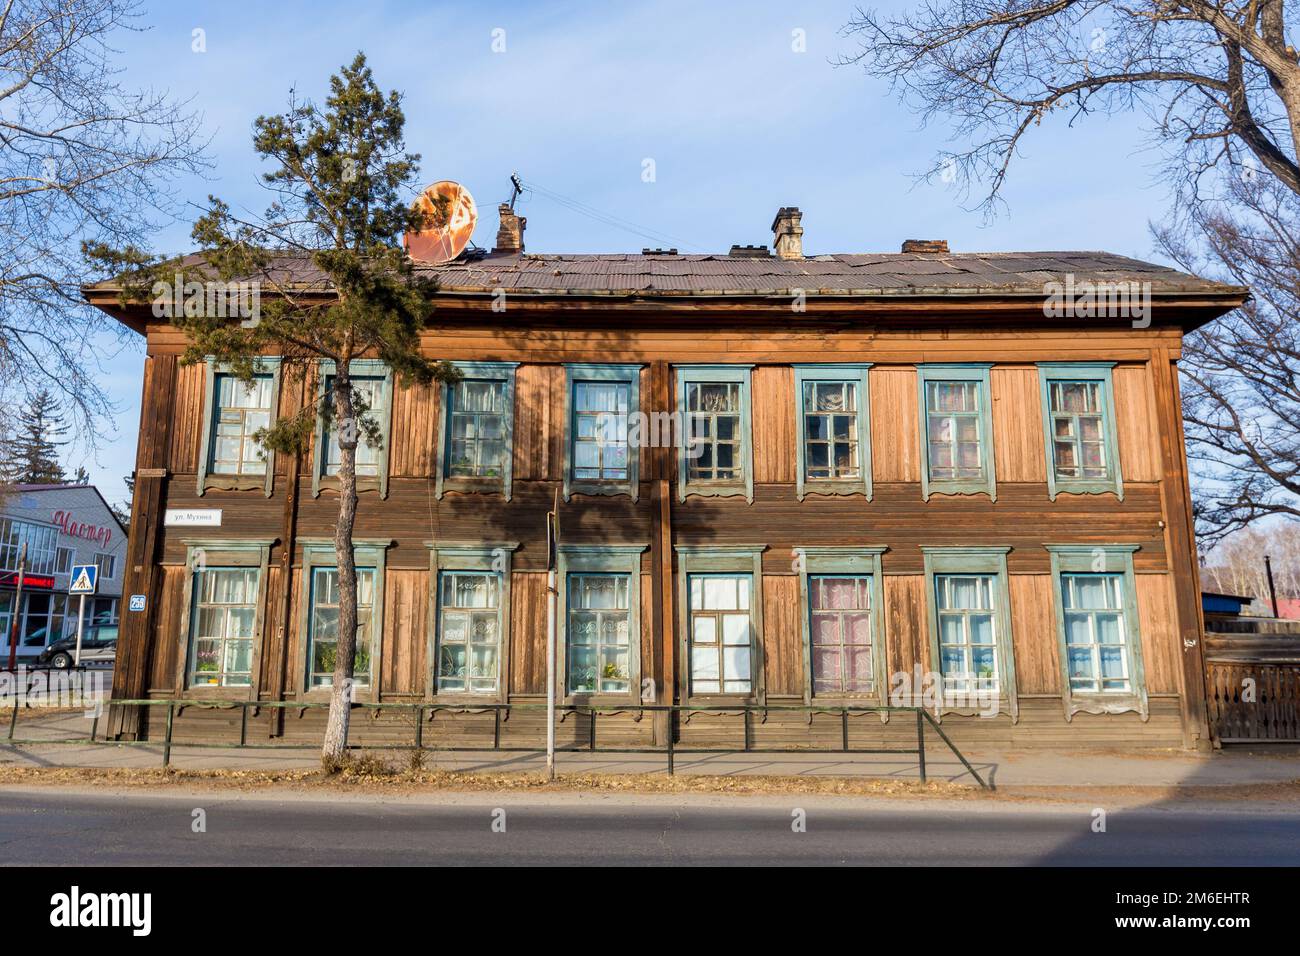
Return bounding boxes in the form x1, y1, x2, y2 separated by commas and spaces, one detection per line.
1201, 591, 1254, 624
0, 483, 127, 660
84, 203, 1247, 750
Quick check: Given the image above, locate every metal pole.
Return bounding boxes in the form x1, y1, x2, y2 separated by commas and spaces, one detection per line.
546, 566, 557, 781
162, 700, 175, 768
1265, 554, 1280, 618
73, 593, 87, 667
916, 710, 927, 784
5, 543, 27, 672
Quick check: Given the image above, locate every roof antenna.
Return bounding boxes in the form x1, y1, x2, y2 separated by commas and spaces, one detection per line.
508, 172, 523, 210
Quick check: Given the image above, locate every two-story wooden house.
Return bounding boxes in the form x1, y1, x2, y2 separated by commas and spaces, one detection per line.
84, 204, 1247, 752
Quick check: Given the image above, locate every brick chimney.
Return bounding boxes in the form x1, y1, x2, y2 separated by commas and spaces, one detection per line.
494, 203, 526, 253
901, 239, 949, 254
771, 207, 803, 260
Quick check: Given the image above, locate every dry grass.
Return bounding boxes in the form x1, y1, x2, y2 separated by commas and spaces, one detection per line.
0, 760, 1298, 805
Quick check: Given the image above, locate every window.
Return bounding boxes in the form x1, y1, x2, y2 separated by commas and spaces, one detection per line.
567, 575, 631, 694
323, 377, 386, 478
675, 366, 753, 502
677, 547, 765, 699
436, 363, 518, 502
93, 552, 116, 581
917, 364, 996, 500
211, 374, 272, 476
429, 542, 517, 699
188, 568, 259, 687
1061, 574, 1129, 694
197, 358, 282, 496
436, 573, 501, 694
307, 567, 376, 688
1048, 544, 1147, 718
564, 364, 642, 502
313, 360, 394, 499
794, 365, 872, 500
299, 539, 388, 694
0, 518, 59, 574
922, 547, 1018, 719
934, 575, 1000, 695
1037, 363, 1123, 500
796, 546, 887, 701
810, 576, 874, 694
558, 544, 646, 699
54, 547, 74, 575
688, 575, 753, 695
178, 540, 272, 692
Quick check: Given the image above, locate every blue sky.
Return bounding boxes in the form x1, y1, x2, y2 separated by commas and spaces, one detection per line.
77, 0, 1175, 505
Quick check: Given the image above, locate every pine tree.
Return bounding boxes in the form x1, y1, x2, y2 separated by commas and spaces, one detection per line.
3, 390, 68, 484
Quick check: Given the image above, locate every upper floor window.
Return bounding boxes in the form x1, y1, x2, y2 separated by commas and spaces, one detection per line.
564, 364, 642, 502
197, 358, 282, 497
54, 546, 74, 576
794, 365, 872, 501
922, 546, 1018, 720
0, 518, 59, 574
1037, 363, 1123, 500
1047, 544, 1146, 719
323, 376, 386, 478
93, 552, 116, 581
211, 374, 272, 476
917, 364, 996, 500
436, 363, 518, 502
675, 366, 753, 503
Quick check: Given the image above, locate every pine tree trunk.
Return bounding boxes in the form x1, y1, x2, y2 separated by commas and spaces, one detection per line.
322, 367, 360, 768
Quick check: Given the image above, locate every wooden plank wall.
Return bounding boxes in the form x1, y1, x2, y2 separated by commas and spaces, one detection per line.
126, 319, 1199, 747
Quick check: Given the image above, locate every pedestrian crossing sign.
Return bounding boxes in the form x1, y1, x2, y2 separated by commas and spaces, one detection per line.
69, 564, 98, 594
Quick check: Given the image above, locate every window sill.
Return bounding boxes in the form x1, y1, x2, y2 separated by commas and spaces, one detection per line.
1065, 693, 1148, 721
1049, 481, 1123, 501
923, 483, 997, 502
679, 482, 751, 503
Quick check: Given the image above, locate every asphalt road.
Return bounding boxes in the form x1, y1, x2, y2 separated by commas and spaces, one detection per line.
1, 789, 1298, 865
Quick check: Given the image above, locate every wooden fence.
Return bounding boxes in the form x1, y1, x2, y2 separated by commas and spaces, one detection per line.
1205, 629, 1300, 743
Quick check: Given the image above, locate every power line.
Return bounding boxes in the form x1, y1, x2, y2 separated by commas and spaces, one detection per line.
516, 178, 707, 252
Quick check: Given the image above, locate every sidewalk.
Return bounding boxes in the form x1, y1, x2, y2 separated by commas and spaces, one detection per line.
5, 708, 1300, 789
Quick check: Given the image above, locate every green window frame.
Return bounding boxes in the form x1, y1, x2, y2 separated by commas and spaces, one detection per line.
298, 538, 390, 696
795, 547, 887, 703
426, 541, 517, 701
916, 364, 996, 500
675, 545, 766, 701
435, 362, 518, 502
921, 546, 1019, 721
793, 365, 873, 501
176, 539, 274, 696
1037, 363, 1124, 500
675, 365, 754, 503
563, 364, 643, 503
196, 357, 282, 497
557, 544, 647, 699
312, 359, 394, 499
1047, 544, 1148, 720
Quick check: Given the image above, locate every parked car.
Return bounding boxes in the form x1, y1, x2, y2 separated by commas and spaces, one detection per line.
35, 625, 118, 668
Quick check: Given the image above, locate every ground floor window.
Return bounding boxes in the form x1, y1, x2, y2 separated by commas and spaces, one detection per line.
436, 571, 502, 694
688, 574, 753, 695
567, 573, 632, 694
188, 568, 259, 687
935, 574, 1000, 695
307, 567, 375, 689
0, 590, 69, 654
809, 575, 874, 695
1061, 573, 1130, 694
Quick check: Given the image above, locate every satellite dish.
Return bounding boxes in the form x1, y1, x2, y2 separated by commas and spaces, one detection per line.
404, 181, 477, 263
